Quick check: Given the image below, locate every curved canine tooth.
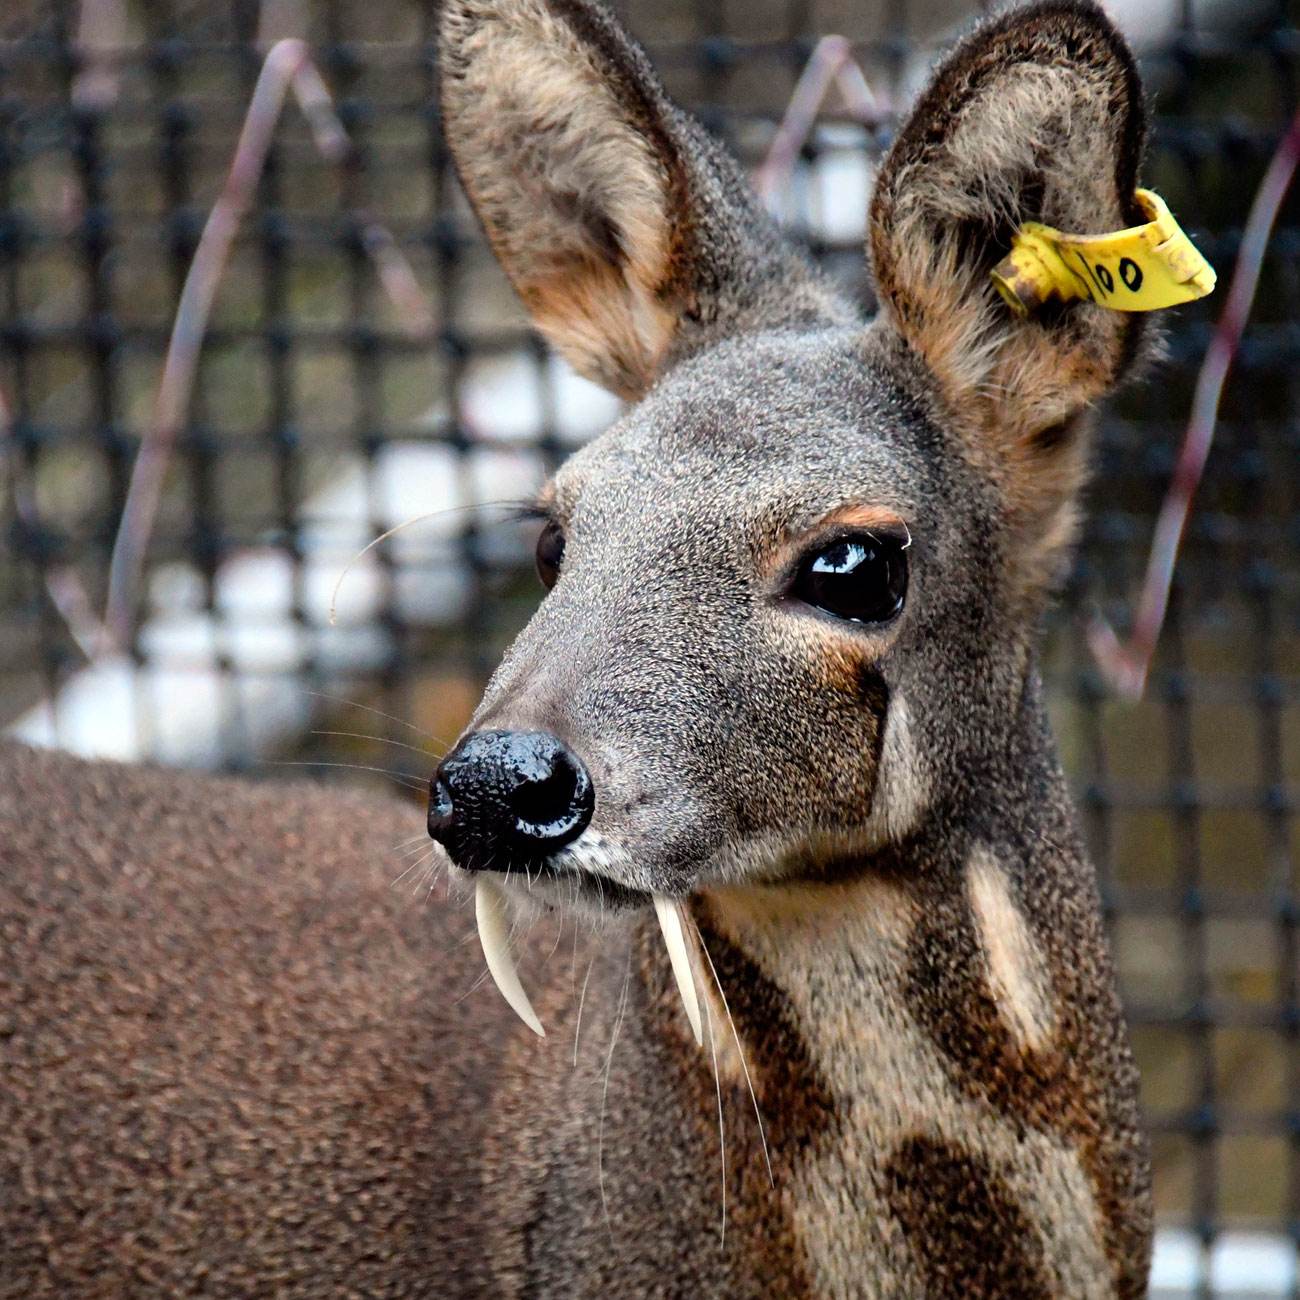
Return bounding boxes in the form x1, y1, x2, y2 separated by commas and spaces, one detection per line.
654, 895, 703, 1047
475, 875, 545, 1037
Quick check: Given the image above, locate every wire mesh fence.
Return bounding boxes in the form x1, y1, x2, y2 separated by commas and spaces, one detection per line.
1, 0, 1297, 1293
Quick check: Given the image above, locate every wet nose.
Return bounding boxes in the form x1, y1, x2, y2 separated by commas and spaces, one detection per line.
427, 729, 594, 869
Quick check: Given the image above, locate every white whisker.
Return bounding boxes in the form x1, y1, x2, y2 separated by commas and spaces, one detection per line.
391, 830, 430, 849
598, 953, 632, 1243
394, 837, 437, 860
455, 965, 495, 1002
423, 860, 448, 900
411, 853, 444, 895
544, 911, 565, 965
311, 729, 439, 759
702, 966, 727, 1249
573, 955, 595, 1068
302, 689, 440, 741
266, 759, 427, 792
693, 917, 774, 1188
392, 847, 437, 889
327, 499, 519, 626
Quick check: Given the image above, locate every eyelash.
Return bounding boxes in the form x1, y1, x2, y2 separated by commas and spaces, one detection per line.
510, 502, 553, 526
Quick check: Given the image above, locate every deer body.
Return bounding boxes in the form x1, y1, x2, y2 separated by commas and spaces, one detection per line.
3, 2, 1161, 1295
2, 710, 1145, 1298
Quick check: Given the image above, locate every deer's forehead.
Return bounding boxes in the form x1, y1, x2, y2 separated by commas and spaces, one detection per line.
559, 436, 918, 549
555, 331, 941, 528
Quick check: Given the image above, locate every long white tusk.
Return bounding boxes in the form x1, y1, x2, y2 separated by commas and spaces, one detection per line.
475, 875, 545, 1037
654, 895, 703, 1047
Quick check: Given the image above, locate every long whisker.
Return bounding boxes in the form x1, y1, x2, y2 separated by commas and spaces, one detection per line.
455, 961, 496, 1002
408, 848, 443, 893
544, 911, 565, 965
599, 953, 632, 1243
265, 759, 427, 792
412, 858, 444, 897
391, 830, 432, 851
391, 847, 437, 888
423, 859, 448, 900
328, 499, 520, 626
573, 954, 596, 1068
311, 729, 439, 759
701, 965, 727, 1249
693, 917, 774, 1188
394, 837, 437, 860
302, 689, 439, 741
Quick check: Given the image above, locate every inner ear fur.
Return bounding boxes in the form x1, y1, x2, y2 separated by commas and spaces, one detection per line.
440, 0, 847, 398
869, 1, 1152, 453
440, 0, 685, 396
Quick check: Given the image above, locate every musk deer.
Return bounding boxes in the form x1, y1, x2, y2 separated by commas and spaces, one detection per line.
2, 1, 1181, 1294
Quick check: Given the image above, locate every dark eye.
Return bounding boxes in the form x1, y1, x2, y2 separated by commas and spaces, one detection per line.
535, 520, 565, 589
791, 534, 908, 624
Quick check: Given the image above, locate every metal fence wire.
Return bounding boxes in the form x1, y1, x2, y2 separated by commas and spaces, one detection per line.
1, 0, 1298, 1293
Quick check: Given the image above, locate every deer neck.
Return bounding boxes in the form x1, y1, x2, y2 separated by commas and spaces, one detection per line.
674, 686, 1147, 1297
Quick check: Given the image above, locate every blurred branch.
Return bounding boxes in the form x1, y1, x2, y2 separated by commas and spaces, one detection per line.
102, 39, 436, 655
752, 35, 888, 208
1088, 106, 1300, 698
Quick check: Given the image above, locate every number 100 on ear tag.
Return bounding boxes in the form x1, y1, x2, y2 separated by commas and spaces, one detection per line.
991, 188, 1216, 317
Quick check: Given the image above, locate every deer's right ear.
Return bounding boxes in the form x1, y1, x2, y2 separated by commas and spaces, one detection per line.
439, 0, 836, 398
869, 1, 1151, 450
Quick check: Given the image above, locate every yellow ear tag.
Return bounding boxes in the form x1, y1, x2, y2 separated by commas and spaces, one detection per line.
990, 188, 1216, 317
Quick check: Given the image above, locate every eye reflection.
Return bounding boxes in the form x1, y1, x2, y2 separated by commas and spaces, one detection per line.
791, 533, 908, 624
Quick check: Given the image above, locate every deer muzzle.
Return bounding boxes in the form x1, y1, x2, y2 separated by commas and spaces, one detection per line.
427, 728, 594, 871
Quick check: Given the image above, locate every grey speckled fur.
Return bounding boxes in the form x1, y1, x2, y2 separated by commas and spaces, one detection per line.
2, 2, 1159, 1296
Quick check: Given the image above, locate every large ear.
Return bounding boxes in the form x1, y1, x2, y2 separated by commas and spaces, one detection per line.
439, 0, 846, 398
869, 2, 1151, 569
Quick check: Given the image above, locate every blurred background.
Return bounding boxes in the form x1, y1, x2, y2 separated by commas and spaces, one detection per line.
0, 0, 1296, 1295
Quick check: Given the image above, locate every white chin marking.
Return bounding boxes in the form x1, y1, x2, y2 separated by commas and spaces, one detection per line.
654, 895, 703, 1047
475, 875, 545, 1038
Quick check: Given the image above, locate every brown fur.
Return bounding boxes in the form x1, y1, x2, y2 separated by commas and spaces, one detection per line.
882, 1136, 1055, 1298
902, 829, 1151, 1295
0, 744, 509, 1297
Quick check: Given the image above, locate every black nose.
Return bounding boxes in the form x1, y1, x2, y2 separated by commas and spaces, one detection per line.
427, 730, 594, 870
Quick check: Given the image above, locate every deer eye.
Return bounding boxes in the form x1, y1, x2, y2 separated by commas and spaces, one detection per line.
791, 534, 908, 624
535, 521, 565, 589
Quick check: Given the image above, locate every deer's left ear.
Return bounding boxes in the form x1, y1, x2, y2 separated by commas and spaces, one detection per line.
439, 0, 841, 400
869, 1, 1151, 528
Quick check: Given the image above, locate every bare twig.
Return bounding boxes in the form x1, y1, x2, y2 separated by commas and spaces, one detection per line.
1088, 106, 1300, 698
276, 57, 436, 335
103, 39, 309, 651
752, 35, 887, 207
102, 39, 436, 654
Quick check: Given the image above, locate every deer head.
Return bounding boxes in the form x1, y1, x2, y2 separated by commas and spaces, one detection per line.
431, 0, 1154, 1037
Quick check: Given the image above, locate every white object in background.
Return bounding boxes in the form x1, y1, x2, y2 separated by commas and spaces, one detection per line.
1150, 1229, 1298, 1299
7, 352, 617, 765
